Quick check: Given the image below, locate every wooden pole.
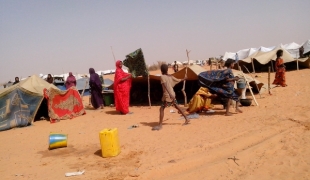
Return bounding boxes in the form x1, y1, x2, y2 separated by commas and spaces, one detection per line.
240, 71, 259, 106
251, 58, 256, 73
271, 60, 274, 72
210, 59, 212, 70
81, 80, 88, 97
242, 65, 262, 98
147, 74, 151, 108
268, 66, 271, 95
182, 49, 190, 107
296, 59, 299, 70
110, 46, 116, 63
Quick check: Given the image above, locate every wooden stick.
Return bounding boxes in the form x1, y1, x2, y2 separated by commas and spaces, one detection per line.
182, 49, 190, 107
80, 80, 88, 97
240, 71, 259, 106
110, 46, 116, 63
242, 65, 262, 98
271, 60, 274, 72
251, 58, 256, 73
297, 58, 299, 70
148, 74, 151, 108
237, 61, 241, 71
268, 66, 271, 95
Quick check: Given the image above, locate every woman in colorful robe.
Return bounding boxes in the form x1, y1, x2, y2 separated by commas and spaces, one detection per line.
89, 68, 104, 109
114, 60, 132, 114
198, 58, 242, 116
65, 72, 76, 89
272, 49, 287, 87
187, 87, 216, 113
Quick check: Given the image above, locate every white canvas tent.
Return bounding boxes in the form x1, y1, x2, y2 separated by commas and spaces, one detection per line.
302, 39, 310, 55
182, 60, 195, 65
242, 44, 294, 64
171, 61, 182, 65
223, 52, 236, 60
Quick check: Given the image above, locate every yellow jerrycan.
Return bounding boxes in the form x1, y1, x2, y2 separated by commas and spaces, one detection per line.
99, 128, 120, 157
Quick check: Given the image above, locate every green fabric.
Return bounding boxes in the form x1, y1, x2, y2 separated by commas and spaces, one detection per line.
123, 48, 149, 78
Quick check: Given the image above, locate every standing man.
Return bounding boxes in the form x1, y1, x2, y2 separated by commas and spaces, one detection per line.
173, 61, 179, 73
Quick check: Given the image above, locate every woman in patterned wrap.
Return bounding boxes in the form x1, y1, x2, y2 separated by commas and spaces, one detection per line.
89, 68, 104, 109
114, 60, 132, 114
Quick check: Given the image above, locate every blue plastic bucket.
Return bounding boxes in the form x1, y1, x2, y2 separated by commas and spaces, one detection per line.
49, 133, 68, 150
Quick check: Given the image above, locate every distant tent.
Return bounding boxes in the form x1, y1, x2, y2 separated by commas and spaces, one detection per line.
171, 61, 182, 65
0, 75, 57, 131
223, 52, 236, 61
302, 39, 310, 55
182, 60, 195, 65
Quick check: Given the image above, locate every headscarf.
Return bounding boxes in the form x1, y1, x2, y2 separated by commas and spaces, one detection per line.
89, 68, 102, 91
114, 60, 131, 86
65, 72, 76, 89
46, 74, 54, 84
13, 77, 20, 85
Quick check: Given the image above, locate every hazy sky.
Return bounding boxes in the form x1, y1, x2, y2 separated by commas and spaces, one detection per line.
1, 0, 309, 82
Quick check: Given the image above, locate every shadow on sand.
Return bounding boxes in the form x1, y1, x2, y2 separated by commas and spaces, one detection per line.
140, 121, 181, 127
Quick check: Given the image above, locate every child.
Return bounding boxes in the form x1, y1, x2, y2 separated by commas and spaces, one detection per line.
152, 64, 190, 131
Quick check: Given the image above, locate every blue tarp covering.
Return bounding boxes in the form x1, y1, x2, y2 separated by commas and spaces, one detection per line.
0, 87, 42, 131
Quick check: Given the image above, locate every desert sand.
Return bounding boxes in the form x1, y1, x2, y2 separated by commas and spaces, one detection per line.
1, 66, 310, 180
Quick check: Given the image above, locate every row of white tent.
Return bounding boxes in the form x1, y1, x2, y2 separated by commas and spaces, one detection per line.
222, 39, 310, 64
23, 68, 129, 81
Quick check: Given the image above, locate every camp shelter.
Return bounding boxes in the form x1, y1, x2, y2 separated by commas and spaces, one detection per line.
0, 75, 57, 131
301, 39, 310, 55
109, 65, 264, 105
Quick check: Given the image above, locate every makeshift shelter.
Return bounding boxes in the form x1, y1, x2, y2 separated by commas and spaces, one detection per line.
223, 40, 310, 72
0, 75, 57, 131
107, 65, 264, 105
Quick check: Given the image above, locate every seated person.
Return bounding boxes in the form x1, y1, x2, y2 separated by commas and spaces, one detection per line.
198, 58, 242, 116
187, 87, 217, 113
